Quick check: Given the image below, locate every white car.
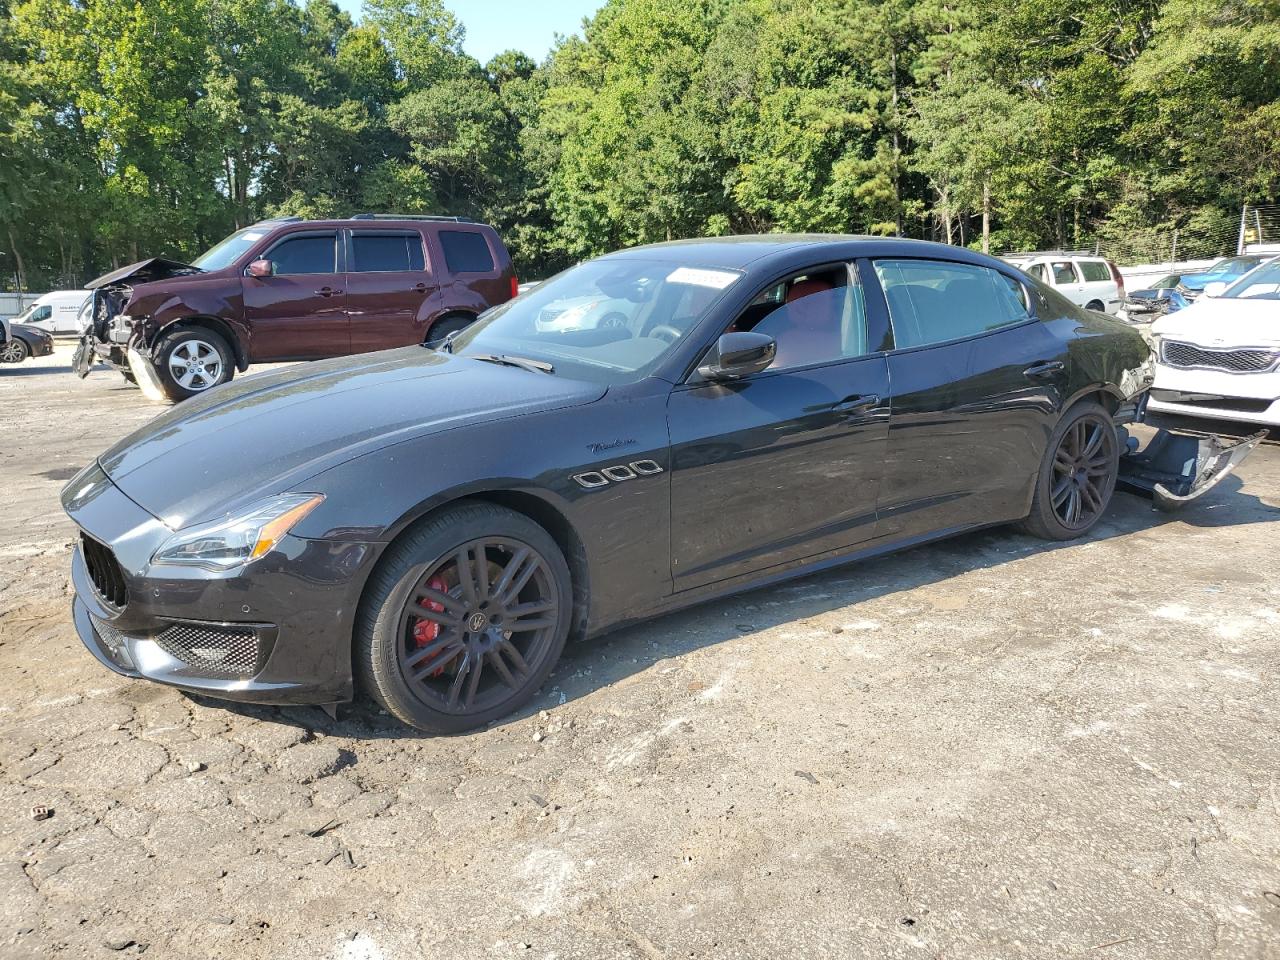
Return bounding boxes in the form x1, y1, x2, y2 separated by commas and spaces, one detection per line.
10, 289, 91, 334
1004, 253, 1124, 314
1147, 259, 1280, 427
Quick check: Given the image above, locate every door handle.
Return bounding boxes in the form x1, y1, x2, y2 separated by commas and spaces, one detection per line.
832, 394, 881, 416
413, 282, 429, 293
1023, 360, 1065, 380
315, 286, 343, 297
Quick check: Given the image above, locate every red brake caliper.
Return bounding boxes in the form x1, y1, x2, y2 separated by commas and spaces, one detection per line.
412, 574, 450, 677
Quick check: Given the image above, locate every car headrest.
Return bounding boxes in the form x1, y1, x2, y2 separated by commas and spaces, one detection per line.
786, 278, 835, 303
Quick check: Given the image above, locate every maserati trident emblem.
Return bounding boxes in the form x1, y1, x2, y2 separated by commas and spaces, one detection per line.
467, 612, 489, 632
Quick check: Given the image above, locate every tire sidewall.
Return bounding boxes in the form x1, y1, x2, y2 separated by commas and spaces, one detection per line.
154, 327, 233, 400
362, 505, 572, 733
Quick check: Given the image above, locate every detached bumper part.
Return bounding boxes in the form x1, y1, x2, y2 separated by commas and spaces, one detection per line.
1117, 429, 1267, 510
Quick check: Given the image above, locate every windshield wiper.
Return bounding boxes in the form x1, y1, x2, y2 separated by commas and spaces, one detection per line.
470, 353, 555, 374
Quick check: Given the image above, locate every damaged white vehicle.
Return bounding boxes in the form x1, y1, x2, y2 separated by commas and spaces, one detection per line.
1147, 259, 1280, 428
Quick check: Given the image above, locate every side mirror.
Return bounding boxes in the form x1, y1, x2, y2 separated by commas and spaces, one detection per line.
697, 332, 776, 382
1201, 281, 1227, 298
247, 259, 275, 279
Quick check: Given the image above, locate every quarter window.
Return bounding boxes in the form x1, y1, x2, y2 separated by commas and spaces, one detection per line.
351, 232, 426, 273
1079, 260, 1111, 282
268, 234, 337, 275
873, 259, 1030, 350
439, 230, 495, 274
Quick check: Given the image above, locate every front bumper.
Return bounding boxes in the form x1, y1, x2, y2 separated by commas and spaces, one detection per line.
65, 466, 382, 705
1148, 361, 1280, 427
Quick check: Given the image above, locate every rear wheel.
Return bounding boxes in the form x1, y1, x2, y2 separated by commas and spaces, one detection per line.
1020, 401, 1120, 540
356, 502, 572, 733
153, 327, 233, 401
424, 313, 476, 347
1, 338, 28, 363
1086, 299, 1105, 312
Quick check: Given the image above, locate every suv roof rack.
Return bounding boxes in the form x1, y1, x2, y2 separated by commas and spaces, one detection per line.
254, 216, 304, 225
349, 213, 476, 223
1006, 249, 1097, 258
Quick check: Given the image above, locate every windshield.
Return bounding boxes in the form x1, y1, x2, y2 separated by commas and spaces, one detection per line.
1209, 256, 1260, 275
1221, 260, 1280, 300
192, 226, 271, 271
450, 257, 742, 384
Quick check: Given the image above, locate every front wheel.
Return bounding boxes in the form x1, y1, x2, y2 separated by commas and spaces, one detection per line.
1019, 401, 1120, 540
0, 338, 28, 363
153, 327, 233, 401
356, 502, 572, 733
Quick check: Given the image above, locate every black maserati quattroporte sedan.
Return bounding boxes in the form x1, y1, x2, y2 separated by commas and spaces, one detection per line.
64, 236, 1260, 732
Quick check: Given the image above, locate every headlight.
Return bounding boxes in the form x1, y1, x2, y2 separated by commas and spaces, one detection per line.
151, 494, 324, 571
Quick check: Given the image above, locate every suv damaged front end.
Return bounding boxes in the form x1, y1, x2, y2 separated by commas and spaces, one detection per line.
72, 258, 203, 395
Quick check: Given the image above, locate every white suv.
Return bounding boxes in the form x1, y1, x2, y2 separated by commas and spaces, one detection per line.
1003, 254, 1125, 314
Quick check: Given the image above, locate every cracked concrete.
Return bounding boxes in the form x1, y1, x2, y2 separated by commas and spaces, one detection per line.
2, 346, 1280, 958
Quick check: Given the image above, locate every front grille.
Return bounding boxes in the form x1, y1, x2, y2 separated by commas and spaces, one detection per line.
155, 622, 262, 677
1161, 340, 1280, 374
81, 533, 128, 608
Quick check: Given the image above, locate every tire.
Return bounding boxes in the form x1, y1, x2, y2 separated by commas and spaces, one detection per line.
1, 338, 28, 363
1019, 401, 1120, 541
424, 314, 476, 346
356, 502, 573, 733
120, 368, 137, 384
153, 326, 233, 401
1086, 300, 1105, 312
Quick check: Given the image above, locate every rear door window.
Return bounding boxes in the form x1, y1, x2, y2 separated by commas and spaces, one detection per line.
439, 230, 495, 274
1051, 261, 1080, 284
267, 233, 337, 275
351, 232, 426, 273
1079, 260, 1111, 282
874, 259, 1030, 350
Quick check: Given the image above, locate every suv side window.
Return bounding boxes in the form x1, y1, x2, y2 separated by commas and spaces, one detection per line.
351, 231, 426, 273
874, 259, 1030, 349
1079, 260, 1111, 282
439, 230, 494, 273
268, 233, 337, 275
1051, 261, 1079, 284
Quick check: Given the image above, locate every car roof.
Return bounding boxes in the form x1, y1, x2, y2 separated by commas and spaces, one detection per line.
599, 234, 1017, 273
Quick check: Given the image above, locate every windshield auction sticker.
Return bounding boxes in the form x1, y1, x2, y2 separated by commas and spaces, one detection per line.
666, 267, 740, 289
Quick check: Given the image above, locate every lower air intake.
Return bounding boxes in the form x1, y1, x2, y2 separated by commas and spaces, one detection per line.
155, 622, 262, 677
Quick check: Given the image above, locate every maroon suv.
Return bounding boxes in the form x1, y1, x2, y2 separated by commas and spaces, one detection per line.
75, 215, 518, 400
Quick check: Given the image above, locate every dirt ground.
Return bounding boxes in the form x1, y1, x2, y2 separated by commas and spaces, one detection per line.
2, 344, 1279, 960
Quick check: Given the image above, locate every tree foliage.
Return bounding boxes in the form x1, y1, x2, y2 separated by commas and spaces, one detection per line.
1, 0, 1277, 290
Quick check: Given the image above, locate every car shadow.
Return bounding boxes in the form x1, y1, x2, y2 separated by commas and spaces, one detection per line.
195, 456, 1277, 742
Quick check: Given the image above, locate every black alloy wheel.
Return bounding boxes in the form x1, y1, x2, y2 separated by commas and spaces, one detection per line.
396, 537, 560, 714
1020, 401, 1120, 541
357, 502, 572, 733
1050, 414, 1117, 529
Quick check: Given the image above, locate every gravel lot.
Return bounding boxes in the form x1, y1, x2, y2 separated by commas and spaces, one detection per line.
2, 345, 1279, 960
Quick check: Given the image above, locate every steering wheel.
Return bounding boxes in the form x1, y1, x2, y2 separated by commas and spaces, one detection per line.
648, 324, 684, 344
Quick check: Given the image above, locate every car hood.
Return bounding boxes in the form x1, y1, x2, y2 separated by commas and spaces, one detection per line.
1177, 270, 1238, 290
98, 347, 607, 529
1150, 297, 1280, 345
86, 257, 203, 290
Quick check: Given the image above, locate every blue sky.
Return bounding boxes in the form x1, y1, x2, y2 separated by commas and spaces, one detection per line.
335, 0, 604, 64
